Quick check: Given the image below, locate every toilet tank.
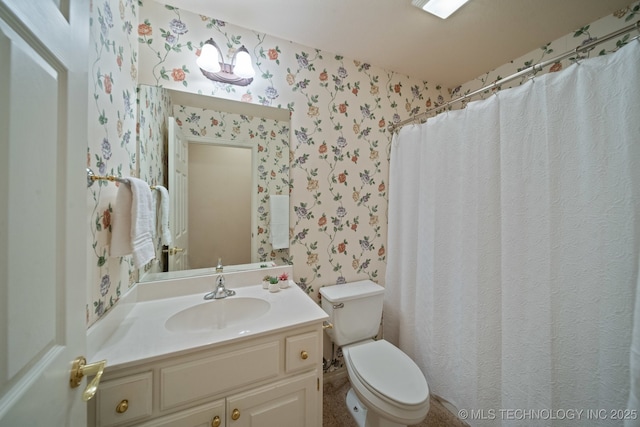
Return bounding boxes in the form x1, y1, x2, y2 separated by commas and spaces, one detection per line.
319, 280, 384, 347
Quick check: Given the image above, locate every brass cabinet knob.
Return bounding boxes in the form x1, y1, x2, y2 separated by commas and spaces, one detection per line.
300, 350, 309, 360
115, 399, 129, 414
211, 415, 221, 427
231, 408, 241, 420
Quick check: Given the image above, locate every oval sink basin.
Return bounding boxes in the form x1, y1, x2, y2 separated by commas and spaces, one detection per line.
165, 297, 271, 333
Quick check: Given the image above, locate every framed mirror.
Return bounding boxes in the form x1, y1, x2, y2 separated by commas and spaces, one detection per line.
137, 85, 291, 281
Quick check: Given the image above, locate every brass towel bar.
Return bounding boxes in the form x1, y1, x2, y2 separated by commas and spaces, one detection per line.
86, 168, 157, 189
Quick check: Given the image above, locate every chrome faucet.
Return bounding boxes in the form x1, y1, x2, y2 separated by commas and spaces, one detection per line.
204, 275, 236, 300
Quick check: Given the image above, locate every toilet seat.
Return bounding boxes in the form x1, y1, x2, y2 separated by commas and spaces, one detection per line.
343, 339, 430, 424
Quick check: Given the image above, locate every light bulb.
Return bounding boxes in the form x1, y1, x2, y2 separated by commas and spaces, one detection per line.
234, 49, 255, 79
197, 43, 221, 73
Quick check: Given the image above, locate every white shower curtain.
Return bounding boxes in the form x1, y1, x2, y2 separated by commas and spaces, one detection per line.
385, 41, 640, 426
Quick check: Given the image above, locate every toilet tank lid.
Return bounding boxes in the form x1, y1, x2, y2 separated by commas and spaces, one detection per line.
319, 280, 384, 303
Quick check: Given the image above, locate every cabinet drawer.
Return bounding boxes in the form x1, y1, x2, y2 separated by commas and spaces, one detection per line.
286, 332, 319, 373
160, 340, 280, 410
97, 372, 152, 427
135, 399, 225, 427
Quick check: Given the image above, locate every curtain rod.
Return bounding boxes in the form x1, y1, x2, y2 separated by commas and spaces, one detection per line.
388, 20, 640, 133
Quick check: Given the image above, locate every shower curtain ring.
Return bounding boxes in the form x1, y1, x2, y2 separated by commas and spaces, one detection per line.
573, 46, 584, 65
530, 63, 544, 83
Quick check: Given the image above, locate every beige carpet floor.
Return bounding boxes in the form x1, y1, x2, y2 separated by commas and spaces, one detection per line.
323, 375, 468, 427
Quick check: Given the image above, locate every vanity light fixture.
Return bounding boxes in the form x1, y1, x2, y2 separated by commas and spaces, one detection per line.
411, 0, 470, 19
197, 38, 256, 86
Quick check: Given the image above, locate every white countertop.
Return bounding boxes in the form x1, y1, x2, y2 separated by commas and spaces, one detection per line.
88, 268, 328, 371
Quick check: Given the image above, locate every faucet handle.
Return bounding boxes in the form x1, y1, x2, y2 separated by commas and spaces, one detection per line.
204, 275, 232, 300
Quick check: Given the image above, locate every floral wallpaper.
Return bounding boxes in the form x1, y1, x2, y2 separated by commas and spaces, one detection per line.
137, 85, 172, 189
172, 105, 291, 264
86, 0, 639, 329
136, 84, 172, 276
86, 0, 139, 325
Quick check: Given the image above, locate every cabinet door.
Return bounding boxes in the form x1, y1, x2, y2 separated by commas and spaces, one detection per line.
226, 372, 319, 427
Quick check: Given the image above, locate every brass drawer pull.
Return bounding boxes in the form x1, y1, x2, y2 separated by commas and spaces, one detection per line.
232, 408, 241, 420
116, 399, 129, 414
211, 415, 221, 427
300, 350, 309, 360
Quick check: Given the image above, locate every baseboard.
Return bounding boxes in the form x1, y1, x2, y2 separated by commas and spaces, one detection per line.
432, 394, 459, 417
323, 367, 348, 385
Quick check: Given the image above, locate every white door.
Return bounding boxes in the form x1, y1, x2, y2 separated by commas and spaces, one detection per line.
0, 1, 90, 426
168, 118, 189, 271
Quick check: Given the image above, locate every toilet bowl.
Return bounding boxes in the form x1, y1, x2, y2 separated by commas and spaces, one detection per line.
319, 280, 430, 427
343, 340, 430, 427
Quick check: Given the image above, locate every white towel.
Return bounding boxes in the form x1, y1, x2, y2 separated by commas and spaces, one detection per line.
154, 185, 172, 246
269, 194, 289, 249
110, 183, 133, 258
110, 177, 155, 268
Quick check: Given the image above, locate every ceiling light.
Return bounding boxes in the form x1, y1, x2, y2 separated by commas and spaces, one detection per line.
411, 0, 470, 19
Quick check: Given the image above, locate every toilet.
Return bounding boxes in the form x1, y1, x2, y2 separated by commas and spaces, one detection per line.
320, 280, 430, 427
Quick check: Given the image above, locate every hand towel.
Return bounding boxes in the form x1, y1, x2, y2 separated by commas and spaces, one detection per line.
128, 178, 155, 267
154, 185, 173, 246
110, 177, 156, 268
269, 194, 289, 249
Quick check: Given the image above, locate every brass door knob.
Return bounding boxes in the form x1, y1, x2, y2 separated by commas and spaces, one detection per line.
211, 415, 221, 427
162, 247, 184, 256
116, 399, 129, 414
300, 350, 309, 360
231, 408, 241, 420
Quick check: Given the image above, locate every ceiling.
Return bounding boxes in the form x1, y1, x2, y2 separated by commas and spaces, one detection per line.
165, 0, 634, 89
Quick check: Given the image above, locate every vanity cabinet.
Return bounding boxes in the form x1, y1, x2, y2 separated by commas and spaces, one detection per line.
88, 325, 322, 427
